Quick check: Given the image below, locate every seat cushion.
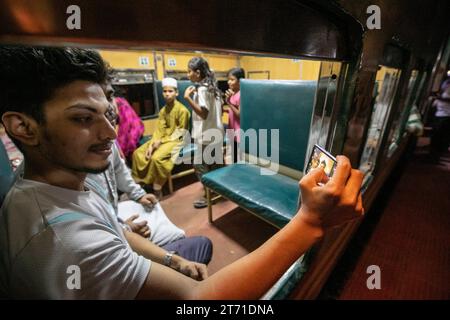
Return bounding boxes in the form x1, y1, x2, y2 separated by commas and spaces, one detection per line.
201, 164, 300, 228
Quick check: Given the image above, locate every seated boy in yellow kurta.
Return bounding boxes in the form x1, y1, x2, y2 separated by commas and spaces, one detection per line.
132, 78, 190, 198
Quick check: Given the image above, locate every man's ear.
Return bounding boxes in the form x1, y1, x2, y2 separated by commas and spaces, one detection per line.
1, 112, 40, 147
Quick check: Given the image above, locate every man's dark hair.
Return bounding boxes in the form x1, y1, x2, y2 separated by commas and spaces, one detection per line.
0, 46, 109, 124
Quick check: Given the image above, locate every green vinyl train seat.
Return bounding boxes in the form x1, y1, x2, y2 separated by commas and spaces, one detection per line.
202, 163, 300, 228
201, 79, 317, 228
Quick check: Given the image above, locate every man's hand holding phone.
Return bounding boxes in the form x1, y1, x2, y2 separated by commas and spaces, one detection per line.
299, 155, 364, 230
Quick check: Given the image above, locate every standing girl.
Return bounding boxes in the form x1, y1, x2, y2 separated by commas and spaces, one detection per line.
184, 57, 224, 208
225, 67, 245, 163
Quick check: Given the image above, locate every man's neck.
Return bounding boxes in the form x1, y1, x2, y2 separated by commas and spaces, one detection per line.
23, 160, 86, 191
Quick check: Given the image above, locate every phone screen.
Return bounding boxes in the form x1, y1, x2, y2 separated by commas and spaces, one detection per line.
306, 144, 337, 178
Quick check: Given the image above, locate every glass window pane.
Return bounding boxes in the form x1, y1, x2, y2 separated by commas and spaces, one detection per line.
359, 66, 401, 174
306, 61, 344, 163
111, 69, 158, 119
386, 70, 419, 157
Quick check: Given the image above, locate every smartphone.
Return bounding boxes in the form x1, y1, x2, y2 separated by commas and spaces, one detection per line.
305, 144, 337, 178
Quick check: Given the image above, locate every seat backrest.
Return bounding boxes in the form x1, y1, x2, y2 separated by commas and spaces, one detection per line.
0, 141, 15, 206
240, 79, 317, 172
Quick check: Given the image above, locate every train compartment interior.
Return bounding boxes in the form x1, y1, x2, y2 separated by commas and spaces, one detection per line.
0, 0, 449, 300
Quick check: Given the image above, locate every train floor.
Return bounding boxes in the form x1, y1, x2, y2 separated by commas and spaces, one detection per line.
319, 138, 450, 299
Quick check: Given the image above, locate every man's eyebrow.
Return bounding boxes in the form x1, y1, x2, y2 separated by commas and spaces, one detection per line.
66, 104, 100, 113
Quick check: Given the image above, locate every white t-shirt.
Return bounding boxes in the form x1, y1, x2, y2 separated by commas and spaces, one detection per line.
0, 178, 150, 299
191, 85, 224, 145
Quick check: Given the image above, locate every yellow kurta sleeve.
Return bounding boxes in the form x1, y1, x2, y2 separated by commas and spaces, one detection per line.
149, 107, 166, 145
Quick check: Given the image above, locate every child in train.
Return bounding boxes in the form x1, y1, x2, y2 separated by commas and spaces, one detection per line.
184, 57, 224, 208
225, 67, 245, 163
132, 77, 190, 199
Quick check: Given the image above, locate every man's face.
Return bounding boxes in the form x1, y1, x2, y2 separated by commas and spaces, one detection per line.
102, 82, 119, 129
103, 83, 117, 109
162, 86, 178, 104
38, 80, 117, 174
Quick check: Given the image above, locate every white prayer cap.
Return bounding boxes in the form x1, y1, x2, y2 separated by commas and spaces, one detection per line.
162, 77, 177, 89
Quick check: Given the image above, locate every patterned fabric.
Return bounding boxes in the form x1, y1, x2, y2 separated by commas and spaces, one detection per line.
228, 91, 241, 142
115, 97, 145, 158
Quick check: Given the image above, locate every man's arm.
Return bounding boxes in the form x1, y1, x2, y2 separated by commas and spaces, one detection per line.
112, 143, 147, 201
136, 213, 323, 300
149, 110, 165, 144
124, 230, 208, 281
136, 156, 364, 299
112, 143, 157, 209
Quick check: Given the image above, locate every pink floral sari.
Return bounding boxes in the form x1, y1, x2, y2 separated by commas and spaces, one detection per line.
115, 97, 145, 158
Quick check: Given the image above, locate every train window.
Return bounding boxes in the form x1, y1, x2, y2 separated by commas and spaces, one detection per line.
307, 61, 345, 158
386, 70, 420, 157
416, 71, 429, 115
398, 70, 427, 139
413, 71, 428, 114
233, 55, 347, 169
99, 49, 328, 145
359, 66, 402, 175
97, 48, 351, 174
111, 69, 159, 119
